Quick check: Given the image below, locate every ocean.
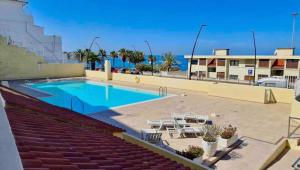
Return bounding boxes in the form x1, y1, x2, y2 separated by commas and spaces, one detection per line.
99, 55, 188, 71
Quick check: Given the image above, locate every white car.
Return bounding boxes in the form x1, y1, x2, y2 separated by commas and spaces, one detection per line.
257, 77, 288, 88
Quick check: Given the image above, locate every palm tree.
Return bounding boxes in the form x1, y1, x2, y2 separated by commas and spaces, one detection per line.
75, 49, 86, 62
148, 55, 156, 65
162, 52, 178, 72
132, 51, 145, 66
118, 48, 127, 68
126, 50, 134, 69
87, 50, 100, 70
110, 51, 118, 68
99, 49, 107, 69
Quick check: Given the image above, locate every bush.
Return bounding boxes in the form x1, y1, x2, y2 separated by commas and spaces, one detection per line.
220, 125, 237, 139
176, 146, 204, 160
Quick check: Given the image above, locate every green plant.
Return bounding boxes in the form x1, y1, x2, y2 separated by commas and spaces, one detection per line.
202, 125, 221, 142
220, 125, 237, 139
110, 51, 118, 68
161, 52, 179, 72
176, 146, 204, 160
118, 48, 127, 67
203, 133, 216, 142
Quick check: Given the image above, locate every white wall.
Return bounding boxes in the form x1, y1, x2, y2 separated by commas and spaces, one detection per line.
0, 92, 23, 170
0, 0, 64, 63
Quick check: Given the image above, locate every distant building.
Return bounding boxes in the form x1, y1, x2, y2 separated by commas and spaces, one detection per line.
185, 48, 299, 83
0, 0, 64, 63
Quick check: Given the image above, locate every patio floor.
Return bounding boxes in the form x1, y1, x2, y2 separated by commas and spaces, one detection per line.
10, 78, 297, 169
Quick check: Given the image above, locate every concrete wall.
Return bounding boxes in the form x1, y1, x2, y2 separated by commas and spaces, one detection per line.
0, 0, 64, 62
0, 37, 84, 80
0, 92, 23, 170
86, 71, 293, 104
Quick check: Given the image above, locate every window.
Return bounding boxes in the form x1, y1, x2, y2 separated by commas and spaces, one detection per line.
208, 67, 216, 72
217, 59, 225, 66
230, 60, 239, 66
199, 59, 206, 65
286, 59, 298, 69
245, 59, 255, 67
258, 74, 268, 80
217, 72, 225, 79
259, 59, 269, 68
229, 75, 238, 80
198, 71, 206, 78
191, 59, 198, 65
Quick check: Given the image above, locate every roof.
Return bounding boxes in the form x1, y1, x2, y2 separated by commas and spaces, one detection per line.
1, 87, 190, 170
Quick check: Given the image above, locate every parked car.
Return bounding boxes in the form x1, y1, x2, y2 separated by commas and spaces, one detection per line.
257, 76, 288, 88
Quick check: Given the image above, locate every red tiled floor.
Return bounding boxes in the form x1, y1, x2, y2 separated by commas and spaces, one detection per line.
1, 87, 190, 170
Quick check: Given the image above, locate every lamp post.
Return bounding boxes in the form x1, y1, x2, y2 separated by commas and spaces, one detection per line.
292, 12, 298, 49
252, 31, 257, 85
144, 40, 154, 76
188, 24, 207, 80
86, 36, 100, 70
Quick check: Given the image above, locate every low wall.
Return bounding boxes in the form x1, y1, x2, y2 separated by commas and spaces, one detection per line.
122, 133, 211, 170
85, 71, 293, 104
0, 92, 23, 170
0, 36, 85, 80
0, 63, 85, 80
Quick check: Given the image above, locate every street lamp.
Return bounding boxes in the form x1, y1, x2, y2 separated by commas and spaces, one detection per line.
144, 40, 154, 76
86, 36, 100, 70
292, 12, 298, 49
188, 24, 207, 80
252, 31, 257, 85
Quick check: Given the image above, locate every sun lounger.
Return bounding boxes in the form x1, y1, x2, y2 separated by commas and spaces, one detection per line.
147, 119, 190, 130
171, 112, 192, 120
185, 115, 210, 124
141, 129, 163, 146
167, 127, 202, 138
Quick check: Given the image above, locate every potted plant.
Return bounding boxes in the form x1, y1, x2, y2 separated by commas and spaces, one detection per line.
218, 125, 238, 148
176, 146, 204, 164
201, 125, 220, 157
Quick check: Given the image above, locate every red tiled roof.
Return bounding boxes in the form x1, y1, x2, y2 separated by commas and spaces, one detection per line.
1, 87, 190, 170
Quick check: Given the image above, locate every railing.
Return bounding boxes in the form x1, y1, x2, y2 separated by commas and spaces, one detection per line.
70, 96, 84, 113
159, 87, 167, 96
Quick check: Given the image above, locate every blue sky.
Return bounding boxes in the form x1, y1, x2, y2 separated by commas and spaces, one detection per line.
26, 0, 300, 55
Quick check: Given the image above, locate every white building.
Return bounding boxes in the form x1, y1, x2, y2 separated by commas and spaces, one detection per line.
0, 0, 64, 63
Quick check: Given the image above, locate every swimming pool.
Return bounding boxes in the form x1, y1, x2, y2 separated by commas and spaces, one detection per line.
29, 80, 162, 114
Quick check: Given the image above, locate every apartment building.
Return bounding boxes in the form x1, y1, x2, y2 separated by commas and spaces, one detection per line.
185, 48, 300, 82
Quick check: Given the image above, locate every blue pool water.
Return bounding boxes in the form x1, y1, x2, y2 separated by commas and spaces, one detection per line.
30, 80, 161, 114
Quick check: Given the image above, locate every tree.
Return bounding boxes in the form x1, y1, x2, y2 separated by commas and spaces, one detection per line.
86, 50, 100, 70
132, 51, 145, 66
162, 52, 178, 72
118, 48, 127, 67
110, 51, 118, 68
126, 50, 134, 69
148, 55, 156, 64
99, 49, 107, 69
75, 49, 86, 62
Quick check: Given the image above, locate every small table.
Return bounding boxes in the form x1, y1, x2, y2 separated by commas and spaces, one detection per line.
141, 129, 159, 140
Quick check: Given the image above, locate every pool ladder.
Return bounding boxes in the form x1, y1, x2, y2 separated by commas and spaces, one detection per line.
70, 96, 85, 113
159, 87, 168, 96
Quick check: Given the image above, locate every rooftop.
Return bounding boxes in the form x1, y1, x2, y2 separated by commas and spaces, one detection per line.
0, 86, 190, 170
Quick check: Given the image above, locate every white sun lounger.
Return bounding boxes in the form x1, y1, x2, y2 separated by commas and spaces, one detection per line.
147, 119, 190, 130
167, 127, 202, 138
185, 115, 210, 124
171, 112, 192, 120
